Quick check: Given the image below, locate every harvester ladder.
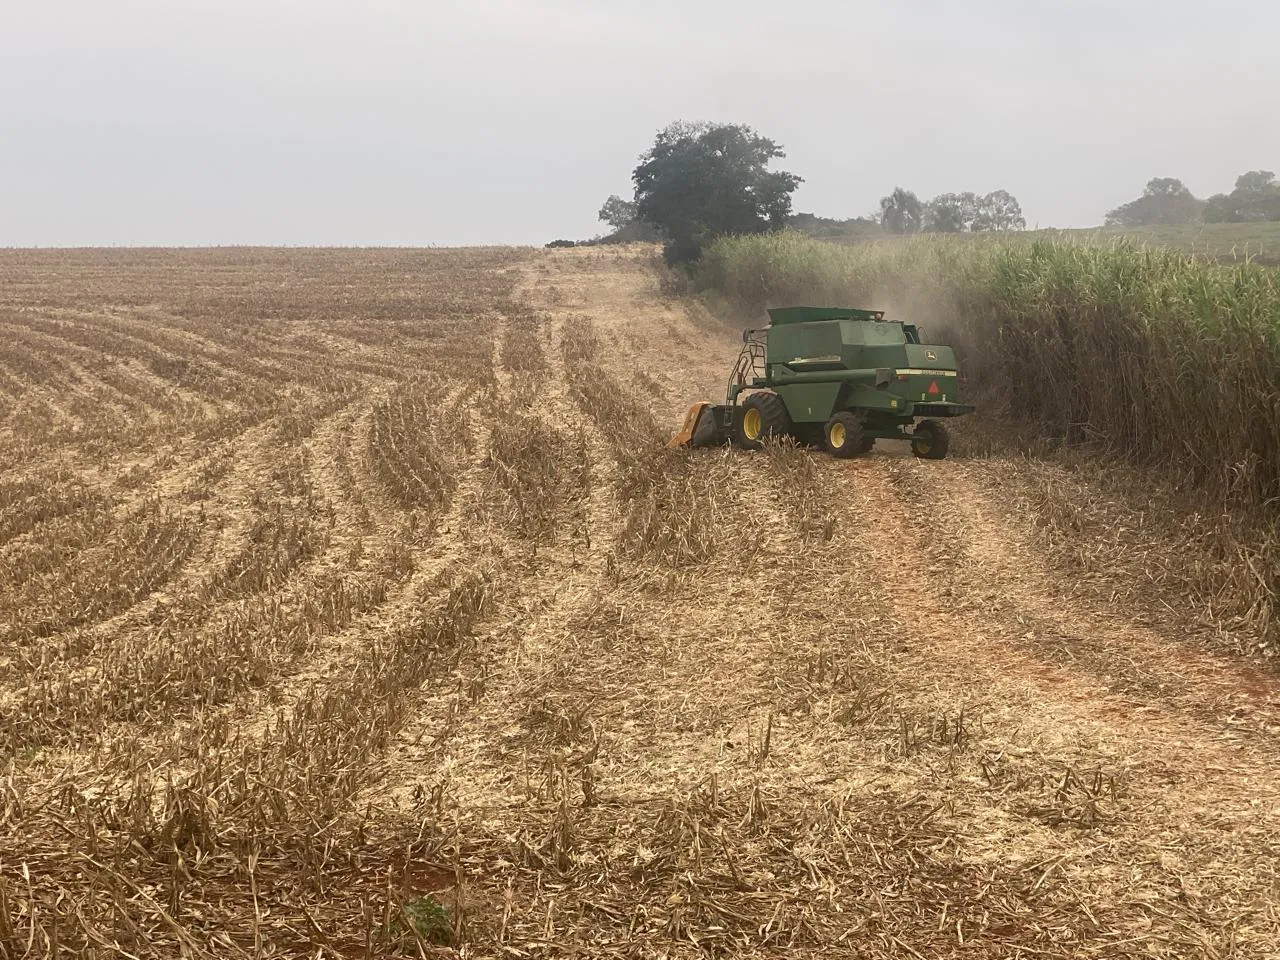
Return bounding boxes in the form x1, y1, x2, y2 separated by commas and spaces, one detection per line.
728, 331, 767, 401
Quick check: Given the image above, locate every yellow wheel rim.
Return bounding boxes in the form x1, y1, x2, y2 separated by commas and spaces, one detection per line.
743, 407, 762, 440
830, 421, 846, 448
916, 438, 931, 454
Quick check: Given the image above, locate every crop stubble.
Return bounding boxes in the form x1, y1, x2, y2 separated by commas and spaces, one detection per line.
0, 246, 1277, 958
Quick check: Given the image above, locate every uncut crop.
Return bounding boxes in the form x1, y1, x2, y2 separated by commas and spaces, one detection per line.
699, 231, 1280, 509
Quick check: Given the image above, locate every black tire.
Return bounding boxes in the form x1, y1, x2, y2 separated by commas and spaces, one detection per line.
911, 419, 950, 460
734, 391, 793, 450
859, 437, 876, 454
792, 423, 826, 448
824, 411, 866, 459
690, 407, 729, 447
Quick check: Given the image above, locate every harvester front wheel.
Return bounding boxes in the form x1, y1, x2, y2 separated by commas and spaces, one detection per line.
824, 412, 866, 459
911, 419, 950, 460
734, 391, 792, 450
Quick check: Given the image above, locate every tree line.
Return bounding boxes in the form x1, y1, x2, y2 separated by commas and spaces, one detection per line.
877, 187, 1025, 234
561, 122, 1278, 262
1105, 172, 1280, 227
581, 122, 1026, 264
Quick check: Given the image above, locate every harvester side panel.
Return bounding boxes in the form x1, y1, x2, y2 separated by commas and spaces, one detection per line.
846, 381, 905, 414
766, 321, 843, 376
774, 382, 844, 422
903, 344, 958, 368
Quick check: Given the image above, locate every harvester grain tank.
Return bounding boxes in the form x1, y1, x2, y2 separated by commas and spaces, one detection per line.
670, 306, 973, 458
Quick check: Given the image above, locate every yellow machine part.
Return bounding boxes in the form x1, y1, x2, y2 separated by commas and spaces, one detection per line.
668, 401, 711, 448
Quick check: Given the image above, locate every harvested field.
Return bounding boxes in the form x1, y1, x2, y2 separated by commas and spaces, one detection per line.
1, 245, 1278, 959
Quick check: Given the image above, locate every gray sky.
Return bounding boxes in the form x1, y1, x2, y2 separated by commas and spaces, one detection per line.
2, 0, 1276, 246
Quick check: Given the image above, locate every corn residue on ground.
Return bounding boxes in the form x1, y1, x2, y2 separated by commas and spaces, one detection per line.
0, 246, 1277, 958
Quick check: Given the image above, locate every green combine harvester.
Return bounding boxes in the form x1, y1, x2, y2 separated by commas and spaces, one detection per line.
670, 306, 974, 459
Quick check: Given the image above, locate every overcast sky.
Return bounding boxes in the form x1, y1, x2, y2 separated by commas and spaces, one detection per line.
2, 0, 1276, 246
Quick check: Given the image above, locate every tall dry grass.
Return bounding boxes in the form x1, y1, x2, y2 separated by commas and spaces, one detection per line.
700, 231, 1280, 510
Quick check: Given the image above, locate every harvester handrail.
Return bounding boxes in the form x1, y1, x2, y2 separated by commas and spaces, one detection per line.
726, 329, 767, 404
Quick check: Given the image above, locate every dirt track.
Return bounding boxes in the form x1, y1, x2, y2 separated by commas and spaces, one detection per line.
1, 246, 1278, 958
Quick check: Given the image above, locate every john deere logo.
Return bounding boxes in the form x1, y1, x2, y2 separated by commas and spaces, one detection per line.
926, 350, 937, 361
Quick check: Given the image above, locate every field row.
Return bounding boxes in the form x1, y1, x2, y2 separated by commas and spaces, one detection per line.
2, 245, 1277, 958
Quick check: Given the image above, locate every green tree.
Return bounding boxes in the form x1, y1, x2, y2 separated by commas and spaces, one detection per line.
1202, 193, 1236, 223
788, 212, 883, 240
632, 122, 803, 265
1105, 178, 1204, 226
879, 187, 923, 234
922, 190, 1025, 233
1204, 171, 1280, 223
597, 195, 637, 231
924, 192, 979, 232
973, 190, 1026, 231
1234, 170, 1277, 195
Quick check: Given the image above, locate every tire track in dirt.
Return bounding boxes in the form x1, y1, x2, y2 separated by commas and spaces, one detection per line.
851, 453, 1280, 771
899, 459, 1280, 739
848, 454, 1280, 952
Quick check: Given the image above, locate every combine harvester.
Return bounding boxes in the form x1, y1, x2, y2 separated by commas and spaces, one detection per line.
671, 306, 973, 459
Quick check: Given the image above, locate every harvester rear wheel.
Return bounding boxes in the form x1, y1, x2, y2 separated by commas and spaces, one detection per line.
824, 412, 866, 459
734, 391, 792, 450
911, 419, 949, 460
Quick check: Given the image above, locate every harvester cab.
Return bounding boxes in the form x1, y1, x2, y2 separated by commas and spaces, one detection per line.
669, 306, 974, 459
